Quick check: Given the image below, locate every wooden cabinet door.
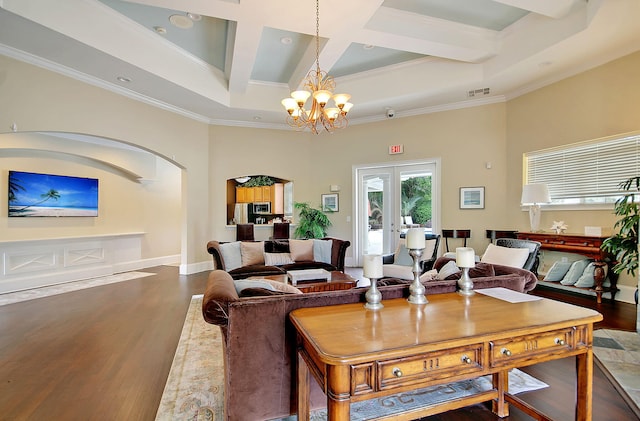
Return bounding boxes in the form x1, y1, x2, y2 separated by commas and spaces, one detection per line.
236, 187, 246, 203
245, 187, 255, 203
262, 186, 271, 202
253, 187, 263, 202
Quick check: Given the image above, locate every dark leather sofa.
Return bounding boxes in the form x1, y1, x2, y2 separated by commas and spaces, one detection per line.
206, 237, 350, 279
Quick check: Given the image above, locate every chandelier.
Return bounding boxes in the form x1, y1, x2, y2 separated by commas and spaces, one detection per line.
281, 0, 353, 134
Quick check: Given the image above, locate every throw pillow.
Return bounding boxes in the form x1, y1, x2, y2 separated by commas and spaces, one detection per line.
313, 239, 333, 264
468, 262, 495, 278
480, 244, 530, 269
419, 269, 438, 282
436, 260, 460, 280
264, 252, 295, 266
260, 279, 303, 294
289, 239, 314, 261
543, 261, 573, 282
234, 279, 275, 294
574, 262, 607, 288
393, 240, 414, 266
219, 241, 242, 271
240, 241, 265, 266
560, 259, 592, 285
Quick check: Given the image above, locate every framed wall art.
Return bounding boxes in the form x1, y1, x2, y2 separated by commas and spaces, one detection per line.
321, 193, 339, 212
459, 187, 485, 209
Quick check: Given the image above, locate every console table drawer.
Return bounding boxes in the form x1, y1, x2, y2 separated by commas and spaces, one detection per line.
490, 328, 574, 368
377, 344, 484, 390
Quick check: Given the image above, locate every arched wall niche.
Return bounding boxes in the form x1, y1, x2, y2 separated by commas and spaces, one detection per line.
0, 131, 182, 268
226, 175, 293, 225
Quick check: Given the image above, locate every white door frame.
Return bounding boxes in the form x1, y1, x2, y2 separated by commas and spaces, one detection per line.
352, 158, 441, 267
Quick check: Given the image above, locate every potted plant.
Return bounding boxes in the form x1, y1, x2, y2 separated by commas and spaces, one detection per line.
601, 176, 639, 306
293, 202, 332, 239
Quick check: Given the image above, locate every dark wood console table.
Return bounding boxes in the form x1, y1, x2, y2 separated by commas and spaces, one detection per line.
516, 232, 618, 304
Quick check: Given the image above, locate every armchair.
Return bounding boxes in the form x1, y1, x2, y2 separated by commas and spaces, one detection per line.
381, 234, 440, 280
491, 238, 541, 273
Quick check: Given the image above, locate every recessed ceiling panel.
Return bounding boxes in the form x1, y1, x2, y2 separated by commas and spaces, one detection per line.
331, 43, 426, 78
99, 0, 228, 71
251, 27, 312, 83
383, 0, 529, 31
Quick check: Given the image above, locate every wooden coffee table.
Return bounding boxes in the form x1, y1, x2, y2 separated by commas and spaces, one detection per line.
249, 271, 357, 293
291, 291, 603, 420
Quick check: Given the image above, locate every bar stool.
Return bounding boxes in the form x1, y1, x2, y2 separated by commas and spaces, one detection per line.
236, 223, 255, 241
441, 229, 471, 252
486, 230, 518, 243
270, 222, 290, 240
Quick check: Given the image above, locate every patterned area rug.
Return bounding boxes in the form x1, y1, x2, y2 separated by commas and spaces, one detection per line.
0, 271, 154, 306
593, 329, 640, 418
155, 295, 548, 421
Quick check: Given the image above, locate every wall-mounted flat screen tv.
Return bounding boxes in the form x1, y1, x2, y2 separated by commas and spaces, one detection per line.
9, 171, 99, 217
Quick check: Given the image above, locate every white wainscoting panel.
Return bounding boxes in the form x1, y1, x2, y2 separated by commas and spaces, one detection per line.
0, 233, 144, 293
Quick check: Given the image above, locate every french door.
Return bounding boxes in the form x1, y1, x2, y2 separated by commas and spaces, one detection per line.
354, 160, 439, 266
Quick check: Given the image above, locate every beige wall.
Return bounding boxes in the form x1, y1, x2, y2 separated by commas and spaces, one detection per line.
1, 49, 638, 290
506, 51, 640, 288
0, 55, 209, 268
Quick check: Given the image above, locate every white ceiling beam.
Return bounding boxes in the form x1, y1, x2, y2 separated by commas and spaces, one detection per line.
493, 0, 580, 19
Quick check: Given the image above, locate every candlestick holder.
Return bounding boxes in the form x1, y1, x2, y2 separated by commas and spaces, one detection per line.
457, 267, 474, 296
365, 277, 384, 310
408, 248, 428, 304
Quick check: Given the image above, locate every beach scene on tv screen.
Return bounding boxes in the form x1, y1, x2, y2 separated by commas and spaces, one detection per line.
9, 171, 98, 217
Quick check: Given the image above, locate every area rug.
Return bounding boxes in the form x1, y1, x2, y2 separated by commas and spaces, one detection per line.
593, 329, 640, 418
0, 271, 154, 306
155, 295, 548, 421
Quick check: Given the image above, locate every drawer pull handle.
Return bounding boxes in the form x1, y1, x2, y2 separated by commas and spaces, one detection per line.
501, 348, 512, 357
392, 367, 403, 377
555, 338, 566, 346
461, 355, 472, 364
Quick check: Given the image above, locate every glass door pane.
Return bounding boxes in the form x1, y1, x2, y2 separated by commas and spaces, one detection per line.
361, 170, 393, 257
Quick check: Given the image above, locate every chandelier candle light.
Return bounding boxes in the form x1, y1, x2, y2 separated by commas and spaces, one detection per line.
363, 254, 383, 310
406, 228, 428, 304
521, 183, 551, 232
281, 0, 353, 134
456, 247, 476, 296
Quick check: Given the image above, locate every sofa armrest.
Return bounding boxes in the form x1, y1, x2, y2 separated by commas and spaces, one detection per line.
206, 240, 225, 270
323, 237, 351, 271
202, 270, 239, 326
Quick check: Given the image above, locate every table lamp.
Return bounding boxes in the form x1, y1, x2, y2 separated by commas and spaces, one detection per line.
521, 183, 551, 232
363, 254, 383, 310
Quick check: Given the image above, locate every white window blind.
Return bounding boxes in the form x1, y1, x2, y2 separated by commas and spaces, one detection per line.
524, 132, 640, 203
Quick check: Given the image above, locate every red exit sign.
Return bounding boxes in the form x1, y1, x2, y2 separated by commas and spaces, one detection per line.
389, 144, 404, 154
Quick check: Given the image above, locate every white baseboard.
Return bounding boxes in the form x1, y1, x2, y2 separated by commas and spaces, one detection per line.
180, 260, 213, 275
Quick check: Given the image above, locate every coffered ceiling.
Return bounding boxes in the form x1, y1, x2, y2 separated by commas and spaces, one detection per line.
1, 0, 639, 129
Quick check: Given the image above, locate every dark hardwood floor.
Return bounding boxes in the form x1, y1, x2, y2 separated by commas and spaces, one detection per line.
0, 267, 636, 420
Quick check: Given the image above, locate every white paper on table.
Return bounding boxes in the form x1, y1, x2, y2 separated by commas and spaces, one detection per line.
475, 287, 543, 303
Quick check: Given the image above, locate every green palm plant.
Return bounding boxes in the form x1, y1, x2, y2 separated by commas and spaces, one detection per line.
293, 202, 332, 239
601, 176, 639, 277
16, 189, 61, 212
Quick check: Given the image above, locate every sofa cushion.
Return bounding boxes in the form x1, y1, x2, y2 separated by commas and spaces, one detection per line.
437, 260, 460, 280
543, 261, 572, 282
264, 252, 295, 266
469, 263, 496, 278
241, 241, 265, 266
481, 243, 529, 269
313, 239, 333, 264
290, 239, 314, 261
560, 259, 592, 285
234, 279, 275, 294
382, 264, 414, 280
393, 240, 414, 266
256, 278, 303, 294
219, 241, 242, 271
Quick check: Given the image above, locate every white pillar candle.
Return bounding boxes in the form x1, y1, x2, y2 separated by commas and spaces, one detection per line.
456, 247, 476, 268
363, 254, 383, 279
406, 228, 424, 249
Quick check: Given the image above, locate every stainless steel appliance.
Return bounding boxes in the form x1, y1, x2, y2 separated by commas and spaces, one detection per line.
253, 202, 271, 214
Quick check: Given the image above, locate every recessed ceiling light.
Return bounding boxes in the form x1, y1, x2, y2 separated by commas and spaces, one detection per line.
169, 14, 193, 29
363, 44, 374, 50
187, 12, 201, 21
253, 116, 262, 121
117, 76, 131, 83
280, 37, 292, 45
154, 26, 167, 35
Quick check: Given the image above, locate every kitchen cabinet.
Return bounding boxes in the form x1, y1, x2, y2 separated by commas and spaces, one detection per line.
235, 184, 284, 213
